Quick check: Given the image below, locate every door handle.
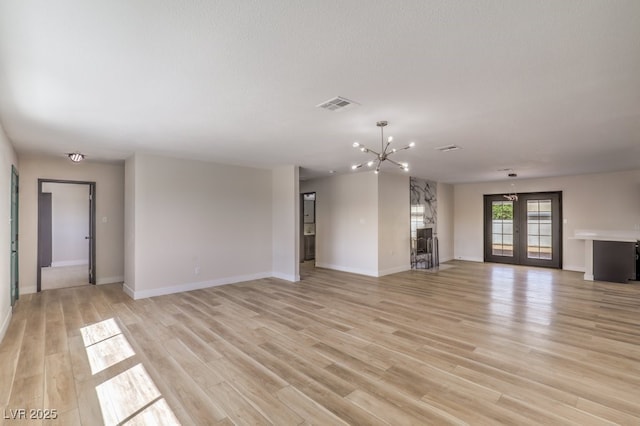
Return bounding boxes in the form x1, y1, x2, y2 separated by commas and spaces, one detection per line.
85, 236, 92, 240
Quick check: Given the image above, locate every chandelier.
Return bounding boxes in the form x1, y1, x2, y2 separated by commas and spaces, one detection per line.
503, 173, 518, 201
351, 121, 415, 174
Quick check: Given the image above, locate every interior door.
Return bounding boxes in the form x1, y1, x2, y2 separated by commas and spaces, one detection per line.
484, 191, 562, 268
38, 192, 53, 267
10, 166, 19, 306
88, 183, 96, 284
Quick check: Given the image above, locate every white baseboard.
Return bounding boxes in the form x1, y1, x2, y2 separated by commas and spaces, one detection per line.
584, 273, 594, 281
123, 282, 135, 299
272, 272, 300, 282
123, 272, 272, 300
563, 265, 585, 273
315, 262, 378, 277
21, 285, 37, 295
0, 308, 12, 345
97, 276, 124, 285
453, 256, 484, 263
51, 260, 88, 267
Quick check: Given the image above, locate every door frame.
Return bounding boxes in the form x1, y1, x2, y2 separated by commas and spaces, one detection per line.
37, 179, 96, 292
484, 191, 562, 269
300, 192, 316, 263
10, 165, 19, 307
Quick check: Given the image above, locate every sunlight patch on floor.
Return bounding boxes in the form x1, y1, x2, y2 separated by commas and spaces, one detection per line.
86, 334, 135, 375
95, 364, 161, 425
80, 318, 181, 425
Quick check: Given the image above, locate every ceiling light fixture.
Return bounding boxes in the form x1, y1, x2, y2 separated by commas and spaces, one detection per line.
504, 173, 518, 201
351, 121, 414, 174
68, 152, 85, 162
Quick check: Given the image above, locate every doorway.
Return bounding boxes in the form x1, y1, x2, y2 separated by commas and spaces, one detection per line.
10, 166, 19, 307
37, 179, 96, 291
484, 191, 562, 268
301, 192, 316, 266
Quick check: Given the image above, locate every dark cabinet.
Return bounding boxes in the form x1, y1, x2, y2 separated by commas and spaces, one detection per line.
304, 235, 315, 260
593, 240, 636, 283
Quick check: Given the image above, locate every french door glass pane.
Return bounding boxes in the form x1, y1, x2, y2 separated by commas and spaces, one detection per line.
527, 199, 552, 260
491, 201, 513, 257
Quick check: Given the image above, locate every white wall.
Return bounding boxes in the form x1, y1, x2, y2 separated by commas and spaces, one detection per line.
18, 155, 125, 293
0, 122, 18, 344
124, 156, 136, 291
378, 173, 411, 275
453, 169, 640, 271
42, 182, 89, 266
272, 165, 300, 281
437, 182, 454, 262
301, 172, 379, 276
124, 154, 273, 299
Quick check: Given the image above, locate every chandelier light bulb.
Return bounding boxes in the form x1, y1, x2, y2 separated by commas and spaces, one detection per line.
388, 136, 393, 143
353, 142, 360, 148
367, 160, 374, 167
374, 169, 379, 174
360, 147, 366, 152
351, 164, 358, 170
409, 142, 415, 147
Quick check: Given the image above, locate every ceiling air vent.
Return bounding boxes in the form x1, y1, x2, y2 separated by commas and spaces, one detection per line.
316, 96, 359, 111
435, 144, 461, 152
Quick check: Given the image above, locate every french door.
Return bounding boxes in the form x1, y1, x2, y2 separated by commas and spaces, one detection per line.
484, 191, 562, 268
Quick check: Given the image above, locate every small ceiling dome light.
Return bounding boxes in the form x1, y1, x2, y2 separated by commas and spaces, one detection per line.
68, 152, 85, 162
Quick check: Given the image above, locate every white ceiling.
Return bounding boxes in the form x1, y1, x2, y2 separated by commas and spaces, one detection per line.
0, 0, 639, 183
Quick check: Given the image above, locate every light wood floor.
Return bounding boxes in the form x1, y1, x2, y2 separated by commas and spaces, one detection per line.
41, 265, 90, 291
1, 261, 640, 425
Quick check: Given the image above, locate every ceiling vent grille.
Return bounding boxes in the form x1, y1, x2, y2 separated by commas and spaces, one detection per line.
435, 144, 461, 152
316, 96, 359, 111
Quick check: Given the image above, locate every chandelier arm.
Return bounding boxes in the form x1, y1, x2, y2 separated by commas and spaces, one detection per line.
365, 147, 381, 157
385, 158, 405, 168
383, 141, 392, 155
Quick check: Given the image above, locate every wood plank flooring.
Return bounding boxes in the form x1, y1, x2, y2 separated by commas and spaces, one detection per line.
1, 261, 639, 425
